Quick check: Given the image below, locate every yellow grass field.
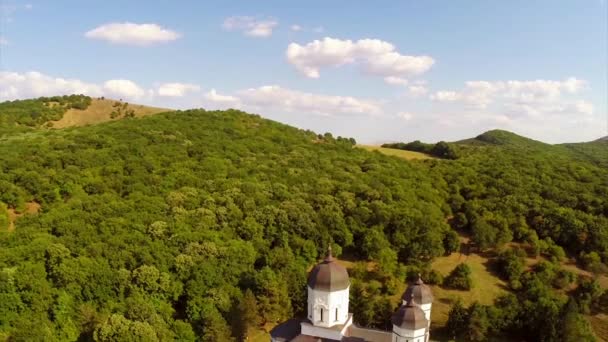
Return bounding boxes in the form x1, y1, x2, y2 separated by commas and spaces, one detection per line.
428, 251, 507, 329
356, 145, 434, 160
49, 98, 169, 128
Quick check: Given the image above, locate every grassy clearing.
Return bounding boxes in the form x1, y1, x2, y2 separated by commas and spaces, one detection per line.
356, 145, 434, 160
428, 250, 507, 329
49, 98, 169, 128
588, 314, 608, 342
249, 325, 271, 342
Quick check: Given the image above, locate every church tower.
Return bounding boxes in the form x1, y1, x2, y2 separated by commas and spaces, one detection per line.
401, 275, 433, 327
391, 299, 429, 342
305, 246, 351, 328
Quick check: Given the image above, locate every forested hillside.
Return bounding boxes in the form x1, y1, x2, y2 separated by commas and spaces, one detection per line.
0, 95, 91, 136
0, 98, 607, 341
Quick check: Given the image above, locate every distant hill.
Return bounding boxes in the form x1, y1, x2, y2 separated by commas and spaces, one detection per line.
0, 96, 169, 136
596, 136, 608, 142
456, 129, 548, 148
50, 98, 169, 128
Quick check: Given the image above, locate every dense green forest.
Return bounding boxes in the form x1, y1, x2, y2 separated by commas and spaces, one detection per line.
0, 97, 606, 341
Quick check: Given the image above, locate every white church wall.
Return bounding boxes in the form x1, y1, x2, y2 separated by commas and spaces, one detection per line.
307, 286, 350, 327
392, 325, 427, 342
420, 303, 432, 323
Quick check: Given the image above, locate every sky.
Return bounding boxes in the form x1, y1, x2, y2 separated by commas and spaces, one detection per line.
0, 0, 606, 143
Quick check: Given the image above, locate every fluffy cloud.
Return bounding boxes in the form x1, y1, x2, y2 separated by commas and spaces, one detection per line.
0, 71, 151, 101
407, 85, 428, 97
204, 89, 242, 108
384, 76, 408, 86
286, 37, 435, 82
157, 83, 200, 97
427, 77, 596, 136
397, 112, 414, 121
103, 80, 145, 99
0, 71, 102, 100
431, 77, 587, 109
237, 85, 382, 116
85, 22, 180, 46
222, 16, 278, 38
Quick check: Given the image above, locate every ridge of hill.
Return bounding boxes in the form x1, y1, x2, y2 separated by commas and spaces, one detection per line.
49, 98, 170, 128
456, 129, 548, 147
0, 96, 170, 136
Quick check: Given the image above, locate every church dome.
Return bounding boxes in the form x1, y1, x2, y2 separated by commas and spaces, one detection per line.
307, 246, 350, 291
391, 300, 428, 330
401, 274, 433, 304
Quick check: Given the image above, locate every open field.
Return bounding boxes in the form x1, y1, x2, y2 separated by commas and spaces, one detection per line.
356, 145, 434, 160
49, 98, 169, 128
428, 250, 507, 329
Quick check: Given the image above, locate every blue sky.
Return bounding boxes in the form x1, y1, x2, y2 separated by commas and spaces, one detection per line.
1, 0, 606, 143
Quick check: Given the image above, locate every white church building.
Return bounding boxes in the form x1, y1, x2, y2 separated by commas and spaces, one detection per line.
271, 246, 434, 342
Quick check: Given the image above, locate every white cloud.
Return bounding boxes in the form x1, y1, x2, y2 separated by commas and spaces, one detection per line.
397, 112, 414, 121
0, 36, 8, 45
24, 4, 33, 10
85, 22, 181, 46
290, 24, 302, 32
431, 77, 588, 110
384, 76, 408, 86
237, 85, 382, 116
157, 83, 200, 97
103, 80, 146, 99
0, 71, 152, 101
407, 85, 428, 97
312, 26, 325, 33
0, 71, 103, 100
286, 37, 434, 83
204, 89, 242, 108
430, 91, 460, 102
222, 16, 278, 38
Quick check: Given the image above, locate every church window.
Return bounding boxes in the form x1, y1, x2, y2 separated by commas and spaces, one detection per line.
320, 308, 324, 322
335, 308, 338, 321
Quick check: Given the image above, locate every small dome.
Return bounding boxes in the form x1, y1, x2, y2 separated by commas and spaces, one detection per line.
307, 246, 350, 291
401, 274, 433, 304
392, 300, 428, 330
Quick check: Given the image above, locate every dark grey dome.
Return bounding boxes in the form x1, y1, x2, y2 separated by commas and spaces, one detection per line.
392, 300, 428, 330
307, 246, 350, 291
401, 274, 433, 304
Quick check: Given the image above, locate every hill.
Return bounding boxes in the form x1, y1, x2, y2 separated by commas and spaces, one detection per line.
0, 95, 169, 136
0, 97, 607, 341
456, 129, 549, 148
50, 98, 169, 128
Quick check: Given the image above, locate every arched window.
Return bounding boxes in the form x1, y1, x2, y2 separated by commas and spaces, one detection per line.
320, 308, 324, 322
335, 308, 338, 321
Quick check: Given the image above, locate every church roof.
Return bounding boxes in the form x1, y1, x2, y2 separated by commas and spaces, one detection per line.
307, 246, 350, 292
391, 300, 428, 331
401, 274, 433, 304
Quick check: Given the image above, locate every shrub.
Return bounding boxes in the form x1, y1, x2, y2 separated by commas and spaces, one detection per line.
444, 263, 473, 290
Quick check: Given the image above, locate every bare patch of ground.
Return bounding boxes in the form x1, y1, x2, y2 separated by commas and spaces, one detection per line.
49, 98, 169, 128
7, 201, 41, 232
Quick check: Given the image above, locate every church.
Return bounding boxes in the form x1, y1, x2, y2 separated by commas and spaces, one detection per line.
271, 246, 434, 342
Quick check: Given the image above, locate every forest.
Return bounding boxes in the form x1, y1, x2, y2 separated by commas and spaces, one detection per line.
0, 96, 607, 341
